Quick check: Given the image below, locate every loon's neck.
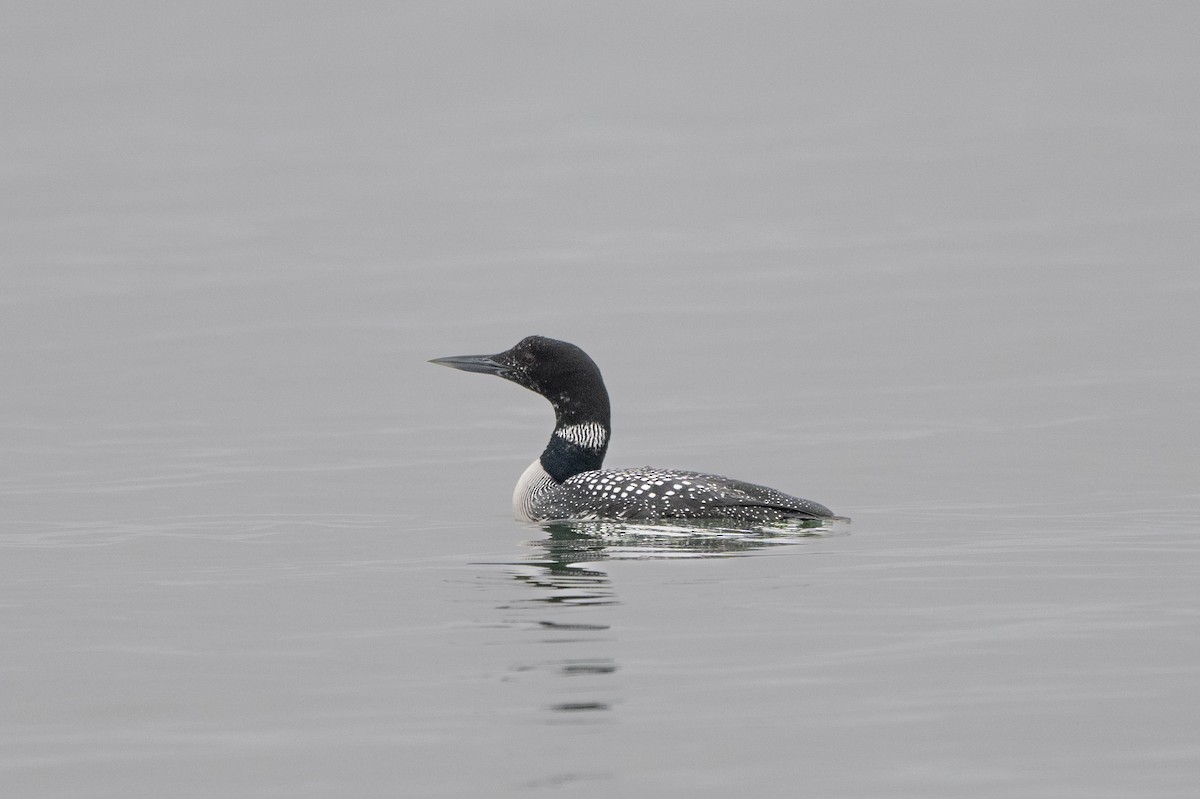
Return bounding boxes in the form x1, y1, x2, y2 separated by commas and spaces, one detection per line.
540, 421, 609, 482
538, 387, 611, 483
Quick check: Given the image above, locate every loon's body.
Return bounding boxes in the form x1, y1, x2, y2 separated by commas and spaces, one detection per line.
430, 336, 835, 524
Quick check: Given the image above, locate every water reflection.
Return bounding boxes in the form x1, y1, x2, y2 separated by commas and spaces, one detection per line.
506, 558, 614, 607
501, 517, 845, 721
535, 517, 842, 564
507, 518, 842, 609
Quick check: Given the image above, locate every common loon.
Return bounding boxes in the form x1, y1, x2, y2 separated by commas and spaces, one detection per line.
430, 335, 836, 524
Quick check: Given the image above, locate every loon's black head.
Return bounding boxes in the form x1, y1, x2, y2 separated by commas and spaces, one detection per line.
430, 336, 611, 427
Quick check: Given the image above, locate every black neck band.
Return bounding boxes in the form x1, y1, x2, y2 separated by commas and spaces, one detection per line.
540, 435, 607, 483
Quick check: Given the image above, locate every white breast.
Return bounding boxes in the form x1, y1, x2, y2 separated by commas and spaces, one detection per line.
512, 459, 555, 522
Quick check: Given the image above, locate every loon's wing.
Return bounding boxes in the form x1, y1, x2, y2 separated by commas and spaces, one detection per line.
541, 468, 831, 521
699, 475, 834, 518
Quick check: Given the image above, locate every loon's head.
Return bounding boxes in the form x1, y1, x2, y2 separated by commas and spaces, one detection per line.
430, 336, 611, 426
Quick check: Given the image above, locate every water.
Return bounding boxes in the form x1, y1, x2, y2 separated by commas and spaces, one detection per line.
3, 2, 1199, 797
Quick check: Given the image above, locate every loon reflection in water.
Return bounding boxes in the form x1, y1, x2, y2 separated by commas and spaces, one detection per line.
509, 519, 836, 610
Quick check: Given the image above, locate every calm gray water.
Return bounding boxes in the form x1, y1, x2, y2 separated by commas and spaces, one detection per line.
3, 3, 1199, 797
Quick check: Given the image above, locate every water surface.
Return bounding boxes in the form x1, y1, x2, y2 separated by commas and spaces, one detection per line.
3, 2, 1199, 797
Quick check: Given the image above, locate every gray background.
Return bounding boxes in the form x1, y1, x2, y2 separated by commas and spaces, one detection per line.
3, 2, 1198, 797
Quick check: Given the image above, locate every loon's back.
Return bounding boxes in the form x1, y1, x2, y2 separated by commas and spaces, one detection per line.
521, 464, 833, 523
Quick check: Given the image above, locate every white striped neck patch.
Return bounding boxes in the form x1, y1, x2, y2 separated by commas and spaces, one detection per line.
553, 422, 609, 451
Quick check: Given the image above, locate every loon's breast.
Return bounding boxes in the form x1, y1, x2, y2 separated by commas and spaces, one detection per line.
515, 462, 833, 523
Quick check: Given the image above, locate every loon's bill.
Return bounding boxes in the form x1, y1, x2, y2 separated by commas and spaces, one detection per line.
431, 335, 837, 524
